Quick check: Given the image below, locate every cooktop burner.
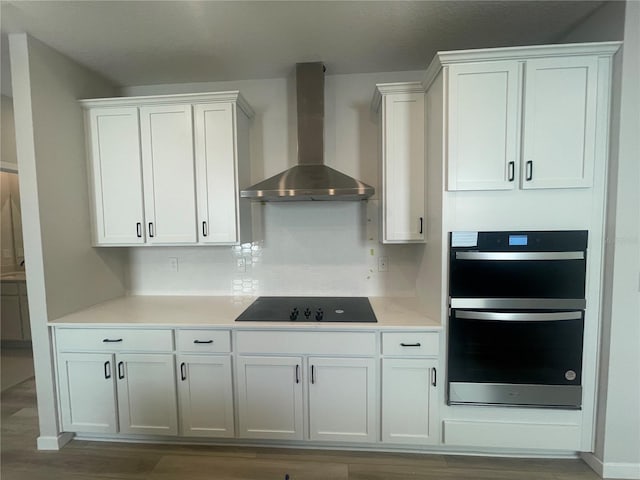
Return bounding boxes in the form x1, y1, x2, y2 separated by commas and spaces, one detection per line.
235, 297, 377, 323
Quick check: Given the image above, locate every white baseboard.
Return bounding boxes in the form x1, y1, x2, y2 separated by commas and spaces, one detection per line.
37, 432, 74, 450
581, 453, 640, 479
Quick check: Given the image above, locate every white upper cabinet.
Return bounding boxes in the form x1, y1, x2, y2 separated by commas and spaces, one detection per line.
194, 101, 252, 245
447, 61, 520, 191
86, 107, 145, 244
521, 56, 598, 189
81, 92, 253, 247
373, 83, 426, 243
423, 43, 620, 192
140, 104, 197, 244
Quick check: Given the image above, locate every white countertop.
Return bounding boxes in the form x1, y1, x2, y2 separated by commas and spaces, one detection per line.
49, 295, 441, 330
1, 272, 26, 282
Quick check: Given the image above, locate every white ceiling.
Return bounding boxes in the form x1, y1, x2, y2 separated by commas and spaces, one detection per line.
1, 0, 607, 95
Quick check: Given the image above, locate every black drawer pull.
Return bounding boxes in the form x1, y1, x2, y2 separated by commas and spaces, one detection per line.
180, 362, 187, 381
295, 364, 300, 384
102, 338, 123, 343
117, 361, 125, 380
202, 221, 208, 237
311, 365, 316, 384
104, 361, 111, 379
419, 217, 423, 235
136, 222, 142, 238
148, 222, 154, 238
508, 161, 515, 182
431, 367, 437, 387
525, 160, 533, 181
193, 340, 214, 344
400, 342, 421, 347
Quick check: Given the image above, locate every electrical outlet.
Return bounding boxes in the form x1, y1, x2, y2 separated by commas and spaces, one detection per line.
236, 258, 246, 272
168, 257, 179, 272
378, 256, 388, 272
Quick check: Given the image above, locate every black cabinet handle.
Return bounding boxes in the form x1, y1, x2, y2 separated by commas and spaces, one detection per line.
400, 342, 421, 347
431, 367, 437, 387
508, 161, 515, 182
148, 222, 154, 237
311, 365, 316, 384
136, 222, 142, 238
104, 361, 111, 379
117, 361, 124, 380
202, 221, 208, 237
295, 364, 300, 384
102, 338, 123, 343
525, 160, 533, 181
193, 340, 213, 344
419, 217, 423, 235
180, 362, 187, 381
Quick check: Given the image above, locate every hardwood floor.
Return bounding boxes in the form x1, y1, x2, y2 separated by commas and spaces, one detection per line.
1, 378, 603, 480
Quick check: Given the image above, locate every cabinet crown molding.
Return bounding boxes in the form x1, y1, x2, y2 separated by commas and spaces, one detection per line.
422, 41, 622, 91
79, 91, 255, 118
371, 82, 424, 113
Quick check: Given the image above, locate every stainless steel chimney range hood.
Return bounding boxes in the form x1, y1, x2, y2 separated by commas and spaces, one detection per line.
240, 63, 374, 202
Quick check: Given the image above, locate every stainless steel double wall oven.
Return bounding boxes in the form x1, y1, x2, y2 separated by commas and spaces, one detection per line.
447, 230, 588, 409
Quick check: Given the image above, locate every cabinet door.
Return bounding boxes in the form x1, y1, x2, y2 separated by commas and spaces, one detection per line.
447, 61, 520, 191
87, 107, 145, 244
57, 353, 117, 433
308, 357, 376, 442
116, 353, 178, 436
521, 56, 598, 189
140, 104, 197, 244
177, 354, 234, 438
382, 359, 438, 445
236, 356, 303, 440
194, 103, 239, 244
1, 294, 22, 340
382, 92, 425, 243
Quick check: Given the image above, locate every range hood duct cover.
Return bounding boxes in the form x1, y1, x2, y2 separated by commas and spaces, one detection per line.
240, 62, 374, 201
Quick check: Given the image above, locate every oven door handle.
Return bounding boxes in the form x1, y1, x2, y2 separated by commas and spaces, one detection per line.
455, 251, 584, 261
455, 310, 583, 322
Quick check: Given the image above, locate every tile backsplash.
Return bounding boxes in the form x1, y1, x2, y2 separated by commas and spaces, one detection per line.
127, 201, 422, 297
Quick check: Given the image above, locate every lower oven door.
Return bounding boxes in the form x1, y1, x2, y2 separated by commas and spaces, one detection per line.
447, 309, 584, 409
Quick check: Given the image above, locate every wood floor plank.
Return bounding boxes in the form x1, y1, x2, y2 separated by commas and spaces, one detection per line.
148, 454, 348, 480
0, 377, 606, 480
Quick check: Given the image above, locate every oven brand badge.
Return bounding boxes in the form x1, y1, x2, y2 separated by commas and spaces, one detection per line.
565, 370, 577, 381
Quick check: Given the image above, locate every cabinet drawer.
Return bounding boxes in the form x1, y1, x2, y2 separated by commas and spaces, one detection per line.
382, 332, 439, 356
55, 328, 173, 352
1, 283, 19, 295
176, 329, 231, 353
236, 331, 376, 355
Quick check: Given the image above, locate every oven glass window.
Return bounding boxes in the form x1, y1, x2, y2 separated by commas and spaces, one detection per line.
448, 313, 584, 385
449, 259, 586, 299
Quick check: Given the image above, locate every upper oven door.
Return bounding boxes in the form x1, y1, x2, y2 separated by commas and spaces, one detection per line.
449, 251, 586, 299
449, 230, 588, 300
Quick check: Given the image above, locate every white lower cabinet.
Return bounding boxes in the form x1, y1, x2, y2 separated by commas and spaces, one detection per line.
56, 344, 177, 436
177, 354, 234, 438
236, 356, 304, 440
382, 358, 439, 444
380, 331, 440, 445
116, 353, 178, 436
308, 357, 376, 442
58, 352, 118, 434
56, 327, 178, 435
235, 330, 378, 444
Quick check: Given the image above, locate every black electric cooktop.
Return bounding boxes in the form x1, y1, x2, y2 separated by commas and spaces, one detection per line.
235, 297, 377, 323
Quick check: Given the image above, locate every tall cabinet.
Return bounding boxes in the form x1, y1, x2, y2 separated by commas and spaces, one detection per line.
426, 43, 617, 192
81, 92, 254, 246
422, 42, 620, 452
